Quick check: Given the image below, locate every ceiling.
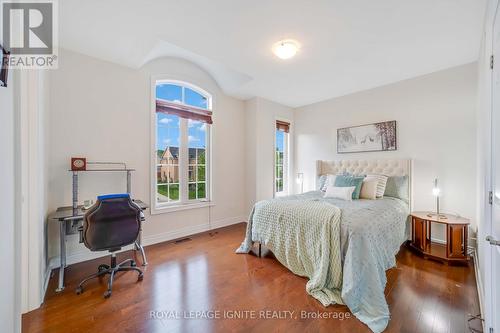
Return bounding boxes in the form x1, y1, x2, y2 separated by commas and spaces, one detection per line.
60, 0, 487, 108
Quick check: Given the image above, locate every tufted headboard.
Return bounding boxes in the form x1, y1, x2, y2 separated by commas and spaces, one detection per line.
316, 159, 413, 208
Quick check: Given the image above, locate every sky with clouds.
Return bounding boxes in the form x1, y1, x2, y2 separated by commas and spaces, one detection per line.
276, 129, 284, 151
156, 84, 208, 150
157, 114, 207, 150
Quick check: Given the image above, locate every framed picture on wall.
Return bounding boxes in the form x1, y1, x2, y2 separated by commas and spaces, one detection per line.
1, 44, 10, 88
337, 120, 397, 153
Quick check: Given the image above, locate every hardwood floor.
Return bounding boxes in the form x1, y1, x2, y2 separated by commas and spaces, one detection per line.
23, 223, 481, 333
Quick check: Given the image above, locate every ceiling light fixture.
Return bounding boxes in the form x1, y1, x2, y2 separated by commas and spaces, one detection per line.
272, 39, 300, 60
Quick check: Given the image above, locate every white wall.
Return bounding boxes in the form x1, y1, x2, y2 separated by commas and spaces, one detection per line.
0, 66, 20, 333
244, 97, 294, 214
294, 64, 478, 233
244, 98, 258, 214
47, 49, 247, 265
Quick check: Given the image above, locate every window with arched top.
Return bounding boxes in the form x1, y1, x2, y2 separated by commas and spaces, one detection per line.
152, 79, 212, 212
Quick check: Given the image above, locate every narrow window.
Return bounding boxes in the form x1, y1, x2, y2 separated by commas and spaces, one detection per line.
188, 119, 207, 200
156, 113, 180, 203
275, 120, 290, 196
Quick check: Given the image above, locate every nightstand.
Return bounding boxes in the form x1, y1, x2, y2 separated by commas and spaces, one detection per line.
408, 211, 470, 264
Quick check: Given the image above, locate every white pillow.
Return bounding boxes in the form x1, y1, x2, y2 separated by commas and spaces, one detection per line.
324, 186, 355, 201
321, 174, 337, 191
360, 179, 378, 200
366, 174, 388, 198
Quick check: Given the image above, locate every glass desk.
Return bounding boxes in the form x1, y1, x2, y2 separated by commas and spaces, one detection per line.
49, 199, 148, 292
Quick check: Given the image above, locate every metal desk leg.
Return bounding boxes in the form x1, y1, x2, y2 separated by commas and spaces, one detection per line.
135, 223, 148, 266
56, 221, 66, 292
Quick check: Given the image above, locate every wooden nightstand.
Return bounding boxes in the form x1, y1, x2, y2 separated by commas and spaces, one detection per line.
408, 211, 470, 264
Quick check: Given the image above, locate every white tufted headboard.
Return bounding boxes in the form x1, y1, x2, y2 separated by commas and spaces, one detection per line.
316, 159, 413, 208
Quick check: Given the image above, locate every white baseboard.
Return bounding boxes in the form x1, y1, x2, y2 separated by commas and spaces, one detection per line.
430, 237, 446, 244
142, 223, 210, 247
471, 246, 485, 329
211, 215, 247, 229
41, 265, 52, 302
141, 215, 246, 246
47, 215, 246, 270
48, 243, 137, 269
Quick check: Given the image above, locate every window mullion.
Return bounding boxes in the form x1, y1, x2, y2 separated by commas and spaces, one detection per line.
206, 126, 210, 201
180, 118, 189, 203
284, 133, 289, 194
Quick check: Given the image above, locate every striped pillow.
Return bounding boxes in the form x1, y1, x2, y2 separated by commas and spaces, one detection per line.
365, 174, 388, 198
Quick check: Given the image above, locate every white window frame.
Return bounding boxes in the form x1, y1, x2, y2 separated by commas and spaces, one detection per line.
274, 120, 290, 197
151, 78, 213, 214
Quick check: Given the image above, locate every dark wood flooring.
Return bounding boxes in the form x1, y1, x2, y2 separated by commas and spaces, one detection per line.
23, 223, 482, 333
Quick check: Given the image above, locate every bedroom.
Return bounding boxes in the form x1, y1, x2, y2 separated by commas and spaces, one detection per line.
0, 0, 498, 332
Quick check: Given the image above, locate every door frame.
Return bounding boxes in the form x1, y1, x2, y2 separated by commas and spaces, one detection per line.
17, 69, 47, 314
485, 2, 500, 332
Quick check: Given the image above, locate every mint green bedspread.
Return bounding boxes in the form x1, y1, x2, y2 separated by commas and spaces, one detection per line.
236, 191, 409, 333
236, 197, 344, 305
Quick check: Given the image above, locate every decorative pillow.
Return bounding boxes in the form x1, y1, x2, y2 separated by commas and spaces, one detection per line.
334, 175, 365, 200
322, 174, 337, 191
324, 186, 355, 201
384, 175, 409, 202
359, 179, 378, 200
318, 172, 350, 191
317, 175, 328, 191
366, 174, 388, 198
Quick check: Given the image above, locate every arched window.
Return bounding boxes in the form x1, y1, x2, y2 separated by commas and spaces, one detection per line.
152, 80, 212, 211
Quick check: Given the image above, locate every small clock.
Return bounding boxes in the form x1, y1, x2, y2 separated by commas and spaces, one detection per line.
71, 157, 87, 171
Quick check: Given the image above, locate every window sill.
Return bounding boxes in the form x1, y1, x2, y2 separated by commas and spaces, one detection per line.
151, 201, 215, 215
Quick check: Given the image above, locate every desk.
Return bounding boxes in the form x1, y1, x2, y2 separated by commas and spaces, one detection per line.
50, 199, 149, 292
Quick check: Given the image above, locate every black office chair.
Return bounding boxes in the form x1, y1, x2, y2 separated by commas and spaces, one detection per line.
76, 194, 144, 298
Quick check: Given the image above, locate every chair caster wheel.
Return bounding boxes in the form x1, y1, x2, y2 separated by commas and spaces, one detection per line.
103, 290, 112, 298
75, 287, 83, 295
98, 264, 110, 273
130, 261, 136, 267
138, 273, 144, 281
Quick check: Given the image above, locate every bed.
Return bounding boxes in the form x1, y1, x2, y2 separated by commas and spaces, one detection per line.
236, 159, 412, 333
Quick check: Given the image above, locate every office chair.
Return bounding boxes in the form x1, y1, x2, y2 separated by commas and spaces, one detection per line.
76, 194, 144, 298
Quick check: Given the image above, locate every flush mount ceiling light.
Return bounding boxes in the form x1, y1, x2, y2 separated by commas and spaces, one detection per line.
272, 39, 300, 60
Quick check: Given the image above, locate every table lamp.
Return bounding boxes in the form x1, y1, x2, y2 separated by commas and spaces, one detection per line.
427, 178, 447, 219
296, 173, 304, 194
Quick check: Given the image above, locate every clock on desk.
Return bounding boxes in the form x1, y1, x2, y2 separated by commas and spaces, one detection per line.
71, 157, 87, 171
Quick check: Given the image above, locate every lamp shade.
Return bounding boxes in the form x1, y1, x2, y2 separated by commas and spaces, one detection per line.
296, 173, 304, 184
432, 178, 440, 197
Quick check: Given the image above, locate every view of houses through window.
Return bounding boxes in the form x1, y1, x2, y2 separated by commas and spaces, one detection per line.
188, 119, 207, 200
157, 114, 180, 203
275, 120, 290, 196
275, 130, 285, 193
155, 81, 211, 207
